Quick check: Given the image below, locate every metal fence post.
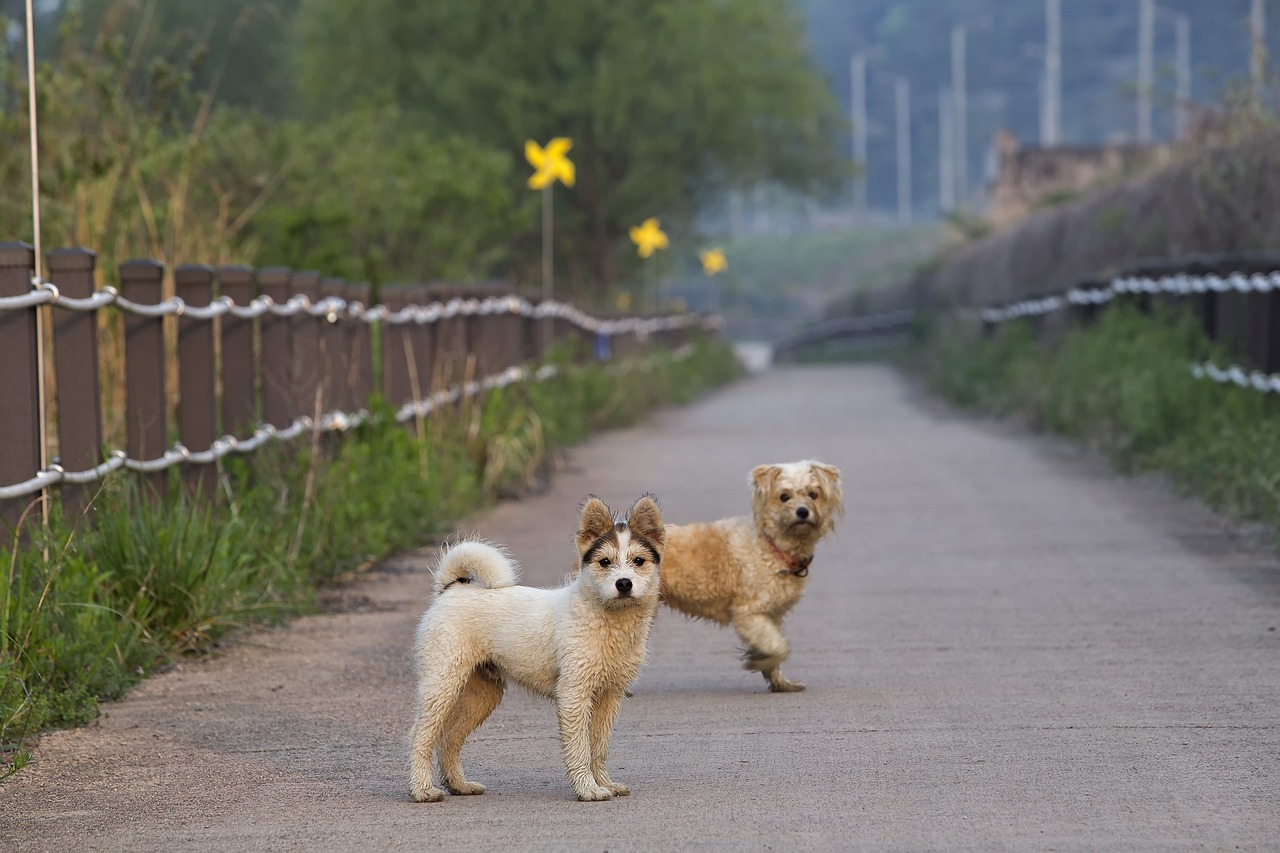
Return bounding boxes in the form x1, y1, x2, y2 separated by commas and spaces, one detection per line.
48, 248, 103, 519
0, 243, 41, 530
119, 259, 168, 498
219, 265, 257, 436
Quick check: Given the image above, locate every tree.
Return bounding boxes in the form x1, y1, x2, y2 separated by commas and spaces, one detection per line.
294, 0, 845, 300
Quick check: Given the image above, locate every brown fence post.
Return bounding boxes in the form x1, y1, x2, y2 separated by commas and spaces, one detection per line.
175, 264, 217, 497
48, 248, 103, 520
0, 243, 41, 531
319, 277, 349, 414
407, 284, 435, 402
258, 266, 293, 429
120, 259, 169, 498
219, 265, 257, 436
346, 282, 373, 411
380, 288, 410, 410
1213, 292, 1248, 363
431, 285, 467, 388
290, 271, 322, 422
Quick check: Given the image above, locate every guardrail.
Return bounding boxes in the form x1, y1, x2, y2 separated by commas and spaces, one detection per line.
0, 242, 716, 525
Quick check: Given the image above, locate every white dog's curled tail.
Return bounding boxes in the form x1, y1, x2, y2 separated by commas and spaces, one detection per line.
431, 539, 519, 595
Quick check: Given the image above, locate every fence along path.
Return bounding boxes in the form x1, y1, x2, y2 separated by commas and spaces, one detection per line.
0, 242, 712, 524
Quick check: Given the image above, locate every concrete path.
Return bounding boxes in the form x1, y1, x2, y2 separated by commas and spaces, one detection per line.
4, 364, 1279, 851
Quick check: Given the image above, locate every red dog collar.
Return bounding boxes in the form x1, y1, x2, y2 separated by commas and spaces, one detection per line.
764, 534, 812, 577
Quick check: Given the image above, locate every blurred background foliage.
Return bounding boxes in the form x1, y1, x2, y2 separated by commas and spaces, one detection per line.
0, 0, 845, 305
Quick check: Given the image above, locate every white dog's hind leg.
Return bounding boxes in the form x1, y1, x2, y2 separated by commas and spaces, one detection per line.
408, 668, 471, 802
730, 612, 806, 693
588, 688, 629, 796
557, 682, 614, 801
438, 669, 504, 795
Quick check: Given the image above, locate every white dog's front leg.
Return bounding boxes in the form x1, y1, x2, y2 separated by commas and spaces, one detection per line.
730, 612, 805, 692
557, 686, 614, 801
588, 688, 628, 796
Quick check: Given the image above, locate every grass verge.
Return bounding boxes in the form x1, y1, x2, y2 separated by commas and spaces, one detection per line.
918, 304, 1280, 531
1, 338, 743, 776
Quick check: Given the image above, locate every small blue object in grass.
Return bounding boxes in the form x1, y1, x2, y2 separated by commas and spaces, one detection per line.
595, 333, 612, 361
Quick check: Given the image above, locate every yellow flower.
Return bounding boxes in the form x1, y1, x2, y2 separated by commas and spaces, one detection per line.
525, 137, 575, 189
699, 248, 727, 275
615, 292, 633, 311
629, 217, 669, 258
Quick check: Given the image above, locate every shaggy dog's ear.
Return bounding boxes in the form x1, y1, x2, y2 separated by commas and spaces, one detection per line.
576, 496, 614, 553
809, 461, 845, 520
626, 494, 665, 548
750, 464, 781, 496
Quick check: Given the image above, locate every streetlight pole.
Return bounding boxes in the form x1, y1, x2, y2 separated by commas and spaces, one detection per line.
951, 25, 968, 209
895, 76, 912, 224
1138, 0, 1155, 142
939, 88, 955, 212
1253, 0, 1267, 109
851, 53, 868, 217
1045, 0, 1062, 145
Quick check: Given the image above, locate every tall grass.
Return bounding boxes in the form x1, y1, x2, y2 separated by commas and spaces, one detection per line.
921, 304, 1280, 525
1, 338, 742, 777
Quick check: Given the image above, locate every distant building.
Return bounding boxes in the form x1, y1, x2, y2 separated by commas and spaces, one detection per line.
988, 131, 1165, 228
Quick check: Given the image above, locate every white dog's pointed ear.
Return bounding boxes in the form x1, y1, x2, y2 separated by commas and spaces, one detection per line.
626, 494, 665, 547
577, 496, 614, 552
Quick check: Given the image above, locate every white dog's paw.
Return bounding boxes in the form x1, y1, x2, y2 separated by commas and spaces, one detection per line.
409, 784, 446, 803
444, 779, 487, 796
575, 784, 616, 801
603, 781, 630, 797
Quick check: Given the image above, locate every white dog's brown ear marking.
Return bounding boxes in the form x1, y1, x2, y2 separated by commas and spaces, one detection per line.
577, 496, 614, 554
626, 494, 665, 548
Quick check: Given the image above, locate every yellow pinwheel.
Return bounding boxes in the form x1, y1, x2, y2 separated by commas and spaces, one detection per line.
699, 248, 728, 276
630, 217, 669, 259
526, 137, 575, 189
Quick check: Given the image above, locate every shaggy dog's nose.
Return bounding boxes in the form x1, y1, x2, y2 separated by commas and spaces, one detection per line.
615, 578, 633, 596
795, 506, 810, 520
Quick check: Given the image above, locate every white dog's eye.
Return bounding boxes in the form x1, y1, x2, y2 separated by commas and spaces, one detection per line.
633, 557, 645, 567
780, 493, 790, 503
600, 557, 612, 568
808, 491, 818, 499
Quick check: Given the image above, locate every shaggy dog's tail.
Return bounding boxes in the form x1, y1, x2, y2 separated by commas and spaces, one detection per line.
432, 539, 519, 595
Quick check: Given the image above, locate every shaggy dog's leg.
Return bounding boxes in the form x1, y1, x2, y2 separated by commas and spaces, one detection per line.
557, 680, 614, 801
731, 612, 806, 693
408, 668, 471, 802
437, 669, 504, 795
588, 688, 629, 796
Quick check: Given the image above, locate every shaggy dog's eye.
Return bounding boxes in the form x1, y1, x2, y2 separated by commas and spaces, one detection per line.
633, 557, 645, 567
779, 493, 790, 502
600, 557, 612, 568
808, 491, 818, 499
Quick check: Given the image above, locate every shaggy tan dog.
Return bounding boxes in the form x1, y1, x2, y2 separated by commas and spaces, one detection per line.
408, 495, 665, 803
660, 461, 842, 692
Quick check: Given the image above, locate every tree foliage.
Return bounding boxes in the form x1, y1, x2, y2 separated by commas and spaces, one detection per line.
294, 0, 845, 296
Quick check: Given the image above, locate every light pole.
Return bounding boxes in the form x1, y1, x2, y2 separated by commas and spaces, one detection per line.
1155, 6, 1191, 139
851, 53, 868, 217
951, 24, 968, 209
939, 88, 955, 213
1138, 0, 1155, 142
1253, 0, 1267, 109
1044, 0, 1062, 145
895, 75, 912, 224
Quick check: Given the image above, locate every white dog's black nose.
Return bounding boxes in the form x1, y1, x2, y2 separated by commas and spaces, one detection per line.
795, 506, 810, 520
615, 577, 633, 596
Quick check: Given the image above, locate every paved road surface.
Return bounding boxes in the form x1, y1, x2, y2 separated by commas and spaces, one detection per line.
5, 364, 1279, 850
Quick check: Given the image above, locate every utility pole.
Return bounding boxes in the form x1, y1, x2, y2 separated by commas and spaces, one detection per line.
939, 88, 955, 212
1253, 0, 1267, 110
895, 76, 912, 224
951, 25, 968, 209
1045, 0, 1062, 145
851, 54, 868, 217
1138, 0, 1155, 142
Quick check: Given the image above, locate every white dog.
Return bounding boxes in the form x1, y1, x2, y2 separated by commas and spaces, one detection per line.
408, 494, 665, 803
659, 461, 842, 692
